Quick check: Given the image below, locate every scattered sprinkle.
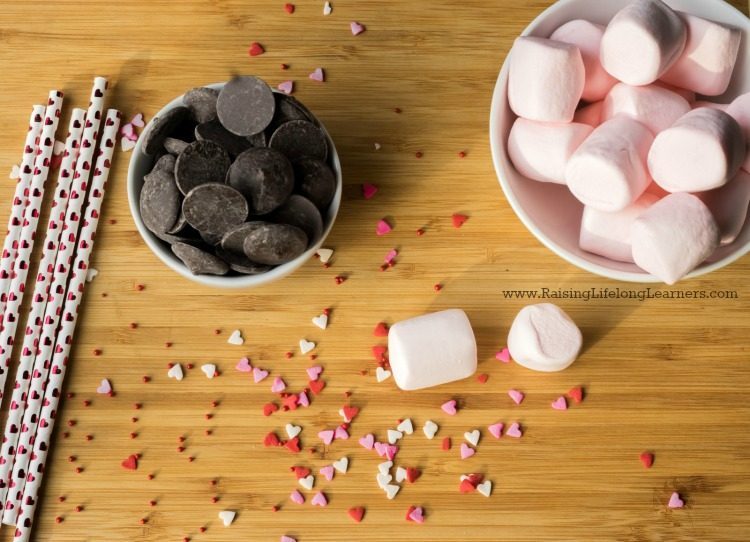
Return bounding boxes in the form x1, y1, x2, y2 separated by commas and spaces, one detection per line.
227, 329, 244, 345
350, 21, 366, 36
323, 1, 332, 16
567, 386, 584, 404
249, 42, 265, 56
422, 420, 438, 439
218, 510, 236, 527
167, 363, 184, 381
441, 399, 457, 415
508, 389, 524, 405
316, 248, 333, 263
376, 219, 392, 236
496, 347, 511, 362
668, 492, 684, 509
451, 214, 468, 228
362, 183, 378, 200
309, 68, 325, 82
278, 81, 294, 95
96, 378, 112, 395
551, 396, 568, 410
201, 364, 217, 379
640, 451, 654, 469
312, 313, 328, 330
375, 367, 391, 382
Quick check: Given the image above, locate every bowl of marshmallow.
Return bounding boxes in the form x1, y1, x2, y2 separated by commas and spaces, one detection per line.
490, 0, 750, 284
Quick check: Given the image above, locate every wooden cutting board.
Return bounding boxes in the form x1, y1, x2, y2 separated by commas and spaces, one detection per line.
0, 1, 748, 541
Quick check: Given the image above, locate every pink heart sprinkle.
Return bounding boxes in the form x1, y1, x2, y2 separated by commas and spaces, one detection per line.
359, 434, 375, 450
496, 347, 511, 362
373, 441, 387, 457
668, 492, 684, 509
508, 389, 524, 405
290, 489, 305, 504
385, 444, 399, 460
277, 80, 294, 95
309, 68, 325, 82
253, 367, 269, 383
306, 365, 323, 381
441, 399, 457, 415
318, 430, 335, 445
551, 396, 567, 410
350, 21, 365, 35
319, 465, 335, 481
271, 376, 286, 393
506, 422, 522, 438
362, 183, 378, 199
408, 506, 425, 523
281, 536, 297, 542
311, 491, 328, 507
460, 443, 475, 460
297, 391, 310, 407
335, 425, 349, 440
384, 249, 398, 264
488, 423, 504, 439
235, 357, 252, 372
130, 113, 145, 128
120, 123, 135, 140
96, 378, 111, 395
376, 219, 392, 236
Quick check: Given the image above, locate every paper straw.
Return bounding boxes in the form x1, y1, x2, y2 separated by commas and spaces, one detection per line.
0, 105, 46, 318
12, 109, 120, 542
0, 78, 107, 525
0, 108, 86, 506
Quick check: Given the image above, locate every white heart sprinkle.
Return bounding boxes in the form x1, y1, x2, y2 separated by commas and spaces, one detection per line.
323, 1, 332, 15
376, 473, 393, 489
218, 510, 236, 527
85, 268, 98, 283
374, 142, 381, 151
312, 314, 328, 330
384, 484, 400, 500
299, 475, 315, 490
316, 248, 333, 263
395, 466, 407, 483
464, 429, 480, 447
227, 329, 244, 345
396, 418, 413, 434
299, 339, 316, 354
378, 461, 393, 475
423, 420, 438, 439
387, 429, 403, 445
9, 164, 20, 180
121, 137, 136, 152
201, 363, 216, 379
285, 424, 302, 439
332, 457, 349, 473
53, 139, 66, 156
376, 367, 391, 382
476, 480, 492, 497
167, 364, 183, 381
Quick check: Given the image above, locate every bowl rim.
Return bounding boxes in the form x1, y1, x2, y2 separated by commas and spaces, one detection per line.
489, 0, 750, 283
127, 81, 342, 289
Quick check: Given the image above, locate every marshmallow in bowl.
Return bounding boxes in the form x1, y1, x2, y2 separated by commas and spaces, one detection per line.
508, 37, 585, 122
648, 108, 745, 193
388, 309, 477, 391
508, 118, 593, 184
602, 83, 690, 134
631, 193, 720, 285
565, 116, 653, 212
726, 93, 750, 173
573, 101, 603, 127
507, 304, 582, 373
660, 13, 741, 97
654, 81, 695, 104
550, 20, 617, 102
579, 192, 659, 263
698, 170, 750, 246
600, 0, 686, 86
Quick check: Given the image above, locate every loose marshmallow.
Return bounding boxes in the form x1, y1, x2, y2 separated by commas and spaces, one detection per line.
507, 304, 582, 373
573, 101, 604, 127
648, 108, 745, 193
508, 118, 593, 184
631, 193, 719, 284
508, 37, 585, 122
565, 117, 654, 212
697, 170, 750, 245
654, 81, 695, 103
727, 93, 750, 173
602, 83, 690, 134
550, 20, 617, 102
388, 309, 477, 391
660, 13, 741, 97
600, 0, 686, 86
579, 192, 660, 262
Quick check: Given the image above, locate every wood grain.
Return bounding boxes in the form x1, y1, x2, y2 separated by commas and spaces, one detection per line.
0, 1, 749, 541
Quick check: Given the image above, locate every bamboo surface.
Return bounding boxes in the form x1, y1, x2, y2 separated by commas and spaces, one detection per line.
0, 1, 749, 541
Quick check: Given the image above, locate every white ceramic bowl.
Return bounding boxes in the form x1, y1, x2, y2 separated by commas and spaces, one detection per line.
490, 0, 750, 282
127, 82, 342, 288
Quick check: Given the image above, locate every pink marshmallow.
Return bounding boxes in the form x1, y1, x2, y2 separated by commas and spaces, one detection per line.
692, 101, 729, 112
660, 13, 741, 97
579, 192, 660, 263
508, 118, 593, 184
648, 108, 745, 193
600, 0, 686, 86
631, 193, 719, 284
550, 20, 617, 102
508, 37, 585, 122
573, 101, 603, 127
726, 93, 750, 173
654, 81, 696, 103
602, 83, 690, 134
697, 170, 750, 246
565, 117, 653, 212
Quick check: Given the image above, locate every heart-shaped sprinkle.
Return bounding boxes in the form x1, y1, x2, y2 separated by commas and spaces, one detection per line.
201, 364, 216, 379
640, 451, 654, 469
121, 454, 138, 470
318, 430, 335, 445
375, 367, 391, 382
459, 479, 477, 493
263, 402, 279, 417
395, 466, 407, 483
96, 378, 112, 395
248, 42, 265, 56
284, 3, 295, 14
460, 443, 475, 460
551, 396, 568, 410
451, 213, 468, 228
320, 465, 335, 481
387, 429, 403, 444
299, 339, 316, 354
299, 475, 314, 490
496, 347, 511, 362
359, 434, 375, 450
384, 249, 398, 265
488, 423, 504, 439
130, 113, 145, 127
374, 441, 388, 457
278, 81, 294, 95
348, 506, 364, 523
362, 183, 378, 199
167, 364, 183, 381
289, 489, 305, 504
323, 1, 332, 16
464, 429, 480, 447
264, 432, 281, 447
376, 472, 392, 488
297, 391, 310, 407
9, 165, 20, 180
567, 386, 584, 404
350, 21, 366, 36
378, 461, 393, 475
407, 506, 425, 523
340, 405, 359, 422
406, 467, 421, 483
335, 425, 349, 440
285, 437, 301, 453
86, 268, 98, 282
508, 389, 524, 405
476, 480, 492, 497
236, 357, 252, 372
307, 366, 323, 381
312, 314, 328, 330
121, 138, 136, 152
316, 248, 333, 263
506, 422, 523, 438
291, 466, 311, 479
332, 457, 349, 473
271, 376, 286, 393
285, 424, 302, 439
281, 536, 297, 542
384, 484, 400, 500
253, 367, 269, 383
441, 399, 457, 415
423, 420, 438, 439
397, 418, 413, 434
218, 510, 236, 526
227, 329, 244, 345
311, 491, 328, 507
376, 219, 392, 236
668, 492, 684, 509
309, 68, 325, 82
309, 379, 326, 395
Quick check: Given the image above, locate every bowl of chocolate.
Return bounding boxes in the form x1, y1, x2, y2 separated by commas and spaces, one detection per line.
127, 76, 342, 288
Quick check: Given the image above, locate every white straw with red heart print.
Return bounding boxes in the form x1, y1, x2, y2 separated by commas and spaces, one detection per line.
0, 78, 107, 525
0, 105, 46, 319
12, 109, 120, 542
0, 107, 86, 507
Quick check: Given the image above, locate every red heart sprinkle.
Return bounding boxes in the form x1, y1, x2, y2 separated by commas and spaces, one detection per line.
121, 454, 138, 470
567, 386, 584, 404
476, 373, 489, 384
263, 402, 279, 416
348, 506, 365, 523
372, 345, 387, 361
342, 405, 359, 422
441, 437, 451, 451
285, 437, 301, 454
290, 466, 311, 479
263, 432, 281, 447
451, 213, 468, 228
248, 42, 265, 56
406, 467, 421, 483
373, 322, 389, 337
284, 3, 295, 13
309, 379, 325, 395
459, 479, 476, 493
640, 451, 654, 469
